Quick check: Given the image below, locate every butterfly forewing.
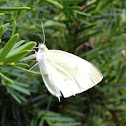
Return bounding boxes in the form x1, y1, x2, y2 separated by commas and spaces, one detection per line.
40, 50, 103, 98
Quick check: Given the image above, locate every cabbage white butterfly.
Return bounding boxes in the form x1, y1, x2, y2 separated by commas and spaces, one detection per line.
35, 23, 103, 101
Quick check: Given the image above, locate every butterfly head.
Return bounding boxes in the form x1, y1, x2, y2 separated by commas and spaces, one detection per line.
38, 44, 48, 51
36, 44, 48, 61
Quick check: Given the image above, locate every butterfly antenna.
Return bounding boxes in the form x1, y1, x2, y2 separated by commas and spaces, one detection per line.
34, 27, 44, 43
41, 21, 45, 44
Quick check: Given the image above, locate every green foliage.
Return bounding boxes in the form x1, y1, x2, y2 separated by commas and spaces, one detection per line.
31, 110, 81, 126
0, 7, 31, 11
0, 33, 19, 61
0, 0, 126, 126
0, 23, 37, 104
0, 25, 3, 42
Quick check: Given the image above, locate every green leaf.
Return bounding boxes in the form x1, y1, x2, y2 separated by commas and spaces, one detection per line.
0, 7, 31, 11
14, 63, 29, 66
0, 34, 19, 61
74, 10, 91, 16
45, 0, 63, 9
0, 13, 5, 15
14, 66, 48, 75
11, 40, 25, 50
31, 118, 39, 126
38, 120, 44, 126
0, 25, 3, 38
0, 40, 25, 54
3, 50, 30, 63
3, 23, 10, 33
6, 42, 36, 58
12, 20, 16, 36
79, 48, 99, 57
0, 72, 14, 84
14, 81, 29, 88
19, 42, 36, 52
62, 0, 83, 5
20, 54, 36, 61
65, 6, 81, 10
0, 25, 3, 43
9, 84, 30, 95
15, 93, 27, 102
7, 88, 21, 103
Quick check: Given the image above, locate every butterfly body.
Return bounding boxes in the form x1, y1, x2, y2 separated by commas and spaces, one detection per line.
36, 44, 103, 100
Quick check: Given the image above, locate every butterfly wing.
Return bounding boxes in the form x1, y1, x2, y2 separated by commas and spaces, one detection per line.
39, 50, 103, 99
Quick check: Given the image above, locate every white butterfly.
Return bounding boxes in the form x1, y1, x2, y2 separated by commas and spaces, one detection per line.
34, 23, 103, 101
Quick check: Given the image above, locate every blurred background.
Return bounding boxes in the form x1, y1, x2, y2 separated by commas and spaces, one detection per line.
0, 0, 126, 126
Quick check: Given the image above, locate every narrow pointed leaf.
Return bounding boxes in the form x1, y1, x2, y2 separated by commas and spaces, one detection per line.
62, 0, 83, 5
3, 23, 10, 33
11, 40, 25, 50
14, 66, 47, 75
0, 72, 14, 84
15, 93, 27, 102
0, 25, 3, 43
19, 42, 36, 51
0, 34, 19, 61
14, 81, 29, 88
74, 10, 91, 16
14, 63, 29, 66
20, 54, 36, 61
10, 84, 30, 95
7, 88, 21, 103
0, 25, 3, 39
0, 13, 5, 15
3, 50, 29, 63
12, 20, 16, 36
6, 42, 36, 57
0, 40, 25, 54
0, 7, 31, 11
45, 0, 63, 9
